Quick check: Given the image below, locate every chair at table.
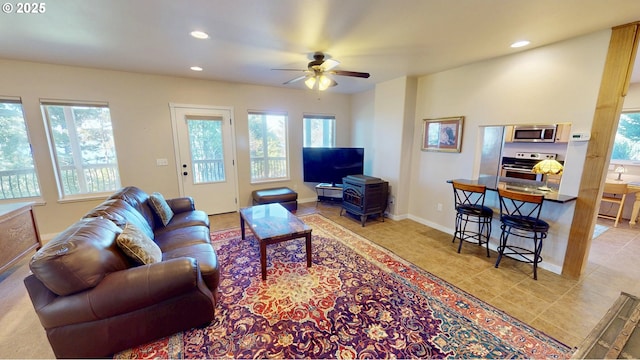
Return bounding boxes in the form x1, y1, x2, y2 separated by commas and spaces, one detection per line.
451, 181, 493, 256
494, 188, 548, 280
597, 182, 628, 227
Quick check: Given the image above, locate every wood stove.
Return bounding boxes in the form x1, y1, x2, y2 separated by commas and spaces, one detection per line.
340, 175, 389, 226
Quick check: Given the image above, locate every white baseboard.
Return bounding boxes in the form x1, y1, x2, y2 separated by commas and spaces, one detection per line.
385, 212, 408, 221
408, 214, 455, 235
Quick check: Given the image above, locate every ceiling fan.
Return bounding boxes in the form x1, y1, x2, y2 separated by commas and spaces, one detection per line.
273, 52, 370, 91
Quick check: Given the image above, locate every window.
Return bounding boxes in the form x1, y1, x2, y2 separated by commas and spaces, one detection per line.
612, 111, 640, 163
0, 99, 41, 199
41, 101, 121, 199
303, 114, 335, 147
187, 116, 226, 184
248, 111, 288, 182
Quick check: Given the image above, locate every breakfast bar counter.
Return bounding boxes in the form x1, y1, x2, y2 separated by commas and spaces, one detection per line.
449, 176, 577, 203
448, 176, 576, 275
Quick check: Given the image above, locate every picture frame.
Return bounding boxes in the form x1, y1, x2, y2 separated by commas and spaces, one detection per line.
421, 116, 464, 152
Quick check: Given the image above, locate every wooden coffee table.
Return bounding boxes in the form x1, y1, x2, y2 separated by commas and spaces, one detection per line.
239, 203, 312, 280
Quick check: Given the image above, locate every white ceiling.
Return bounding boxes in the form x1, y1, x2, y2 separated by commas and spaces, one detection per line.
1, 0, 640, 93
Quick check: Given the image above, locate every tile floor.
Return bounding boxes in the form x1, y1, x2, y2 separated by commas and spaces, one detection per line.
1, 200, 638, 357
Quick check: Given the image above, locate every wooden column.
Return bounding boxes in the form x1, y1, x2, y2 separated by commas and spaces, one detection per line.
562, 22, 640, 278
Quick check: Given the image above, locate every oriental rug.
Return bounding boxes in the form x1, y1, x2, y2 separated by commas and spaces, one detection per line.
116, 214, 571, 359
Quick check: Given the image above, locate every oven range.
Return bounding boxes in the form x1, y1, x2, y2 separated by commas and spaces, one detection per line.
501, 152, 558, 182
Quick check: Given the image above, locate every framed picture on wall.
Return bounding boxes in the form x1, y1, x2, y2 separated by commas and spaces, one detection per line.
421, 116, 464, 152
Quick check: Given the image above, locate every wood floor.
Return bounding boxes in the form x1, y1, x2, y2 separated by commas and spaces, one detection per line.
1, 200, 638, 357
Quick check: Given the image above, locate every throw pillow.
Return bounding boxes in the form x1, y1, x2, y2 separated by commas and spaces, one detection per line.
116, 222, 162, 265
149, 192, 174, 226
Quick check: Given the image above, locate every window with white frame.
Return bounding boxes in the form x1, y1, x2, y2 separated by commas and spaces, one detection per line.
0, 98, 41, 199
41, 101, 121, 199
303, 114, 335, 147
248, 111, 289, 182
612, 111, 640, 163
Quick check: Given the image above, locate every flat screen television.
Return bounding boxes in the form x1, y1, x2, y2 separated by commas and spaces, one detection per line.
303, 147, 364, 186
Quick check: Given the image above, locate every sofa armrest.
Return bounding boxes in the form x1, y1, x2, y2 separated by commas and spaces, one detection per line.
166, 197, 196, 213
27, 257, 213, 329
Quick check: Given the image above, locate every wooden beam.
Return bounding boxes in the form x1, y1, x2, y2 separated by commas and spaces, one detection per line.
562, 22, 640, 278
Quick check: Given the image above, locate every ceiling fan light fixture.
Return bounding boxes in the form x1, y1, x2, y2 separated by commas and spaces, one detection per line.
305, 76, 316, 89
276, 52, 368, 90
318, 75, 332, 91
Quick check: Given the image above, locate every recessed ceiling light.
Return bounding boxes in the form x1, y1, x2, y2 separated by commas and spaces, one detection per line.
190, 31, 209, 39
510, 40, 531, 48
190, 66, 203, 72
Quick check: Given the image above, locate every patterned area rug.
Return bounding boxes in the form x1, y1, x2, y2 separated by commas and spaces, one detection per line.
116, 214, 570, 359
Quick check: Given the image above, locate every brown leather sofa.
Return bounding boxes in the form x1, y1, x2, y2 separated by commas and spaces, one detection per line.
24, 186, 219, 358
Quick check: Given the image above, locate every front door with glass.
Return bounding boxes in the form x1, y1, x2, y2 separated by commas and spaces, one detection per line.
171, 105, 237, 214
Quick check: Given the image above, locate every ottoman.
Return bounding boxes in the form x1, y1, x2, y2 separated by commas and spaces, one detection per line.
252, 187, 298, 212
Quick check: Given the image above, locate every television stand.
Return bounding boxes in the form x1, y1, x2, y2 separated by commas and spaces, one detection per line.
315, 183, 343, 205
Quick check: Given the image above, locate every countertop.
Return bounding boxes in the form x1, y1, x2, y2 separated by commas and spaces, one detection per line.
450, 176, 577, 203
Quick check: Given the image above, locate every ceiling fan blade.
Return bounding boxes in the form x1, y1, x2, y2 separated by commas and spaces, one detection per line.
331, 70, 370, 78
283, 75, 308, 85
321, 59, 340, 71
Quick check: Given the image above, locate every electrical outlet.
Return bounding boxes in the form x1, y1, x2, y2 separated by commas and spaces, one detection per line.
437, 203, 443, 212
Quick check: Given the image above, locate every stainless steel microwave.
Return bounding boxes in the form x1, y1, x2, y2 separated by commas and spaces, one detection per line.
512, 125, 557, 142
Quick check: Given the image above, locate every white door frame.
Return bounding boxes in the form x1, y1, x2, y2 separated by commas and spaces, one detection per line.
169, 103, 239, 212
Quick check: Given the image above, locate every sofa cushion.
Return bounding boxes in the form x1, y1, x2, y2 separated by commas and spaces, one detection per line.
162, 243, 220, 291
154, 225, 211, 252
109, 186, 159, 229
116, 223, 162, 265
153, 210, 210, 237
83, 198, 155, 240
29, 218, 129, 296
149, 192, 174, 226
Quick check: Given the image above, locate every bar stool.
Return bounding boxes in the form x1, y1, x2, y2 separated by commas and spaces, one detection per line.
451, 181, 493, 256
494, 188, 548, 280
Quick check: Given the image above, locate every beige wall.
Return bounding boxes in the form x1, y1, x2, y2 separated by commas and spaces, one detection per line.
0, 59, 352, 236
369, 77, 417, 218
350, 89, 375, 171
408, 30, 612, 273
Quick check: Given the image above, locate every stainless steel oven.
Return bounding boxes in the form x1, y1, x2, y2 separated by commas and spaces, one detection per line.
500, 167, 543, 181
501, 152, 557, 182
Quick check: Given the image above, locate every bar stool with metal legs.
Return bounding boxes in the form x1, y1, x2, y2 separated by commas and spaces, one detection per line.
494, 188, 549, 280
451, 181, 493, 256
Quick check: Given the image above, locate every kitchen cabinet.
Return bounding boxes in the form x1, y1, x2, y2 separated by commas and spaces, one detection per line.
504, 125, 514, 143
555, 123, 572, 142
